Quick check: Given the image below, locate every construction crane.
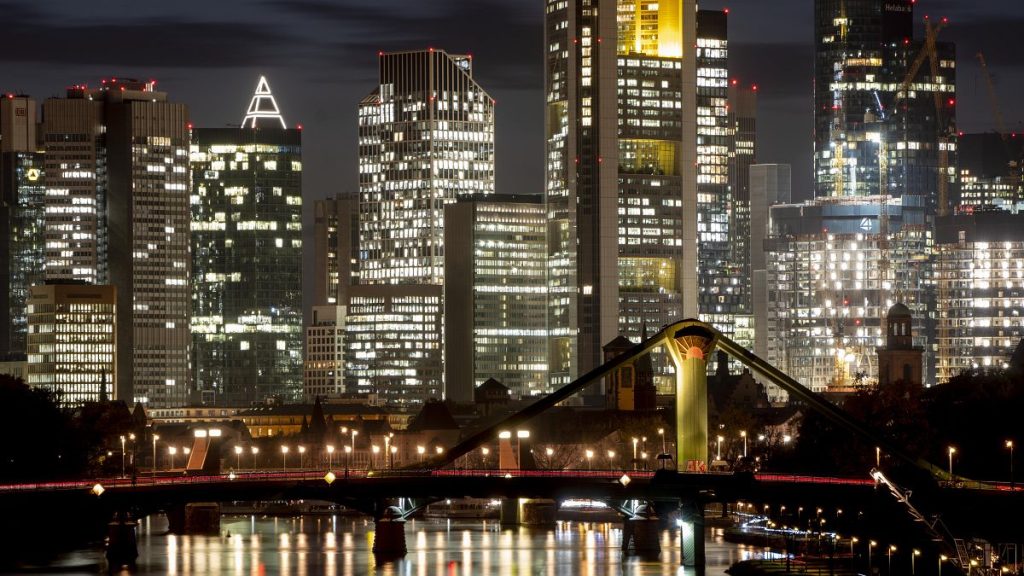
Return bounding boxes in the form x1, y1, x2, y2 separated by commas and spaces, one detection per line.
894, 17, 952, 217
976, 52, 1020, 176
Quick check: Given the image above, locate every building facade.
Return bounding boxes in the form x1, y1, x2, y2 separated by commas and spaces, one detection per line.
766, 195, 931, 396
545, 0, 698, 390
1, 95, 46, 357
190, 77, 303, 406
349, 49, 495, 404
935, 212, 1024, 381
443, 195, 548, 402
304, 305, 347, 399
749, 164, 791, 362
43, 79, 191, 405
313, 194, 359, 308
26, 282, 116, 407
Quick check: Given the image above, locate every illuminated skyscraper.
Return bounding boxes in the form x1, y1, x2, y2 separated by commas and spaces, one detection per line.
444, 195, 548, 402
1, 95, 45, 357
313, 194, 359, 308
42, 79, 191, 405
191, 77, 303, 406
26, 282, 116, 407
728, 82, 757, 314
545, 0, 698, 388
349, 49, 495, 403
814, 0, 956, 208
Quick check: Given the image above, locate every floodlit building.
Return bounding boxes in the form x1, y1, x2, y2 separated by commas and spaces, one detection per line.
1, 95, 45, 357
26, 282, 116, 407
545, 0, 698, 389
42, 79, 191, 405
766, 195, 931, 397
443, 195, 548, 402
935, 211, 1024, 381
190, 77, 303, 406
349, 49, 495, 404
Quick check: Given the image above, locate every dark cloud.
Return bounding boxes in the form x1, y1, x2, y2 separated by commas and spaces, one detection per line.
0, 2, 294, 67
268, 0, 543, 90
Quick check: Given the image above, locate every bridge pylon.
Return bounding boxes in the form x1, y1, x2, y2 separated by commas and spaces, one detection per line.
665, 323, 716, 472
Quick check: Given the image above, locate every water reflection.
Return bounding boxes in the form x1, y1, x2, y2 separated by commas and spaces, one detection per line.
55, 515, 780, 575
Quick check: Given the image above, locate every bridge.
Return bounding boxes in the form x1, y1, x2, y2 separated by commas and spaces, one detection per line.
3, 319, 1021, 573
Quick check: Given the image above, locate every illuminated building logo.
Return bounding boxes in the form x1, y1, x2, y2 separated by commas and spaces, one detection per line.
241, 76, 286, 129
859, 217, 872, 232
26, 168, 41, 181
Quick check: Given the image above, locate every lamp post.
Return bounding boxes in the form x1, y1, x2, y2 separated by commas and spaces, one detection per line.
1006, 440, 1014, 489
120, 435, 126, 477
585, 449, 594, 470
371, 445, 379, 469
326, 445, 335, 469
152, 434, 160, 473
344, 445, 352, 476
888, 544, 896, 575
640, 451, 648, 470
481, 447, 490, 469
417, 445, 426, 464
716, 435, 724, 461
740, 431, 747, 458
868, 540, 877, 575
912, 549, 921, 575
939, 554, 947, 576
632, 437, 639, 470
351, 430, 358, 454
281, 445, 289, 471
658, 428, 666, 454
948, 446, 956, 478
389, 445, 397, 469
128, 433, 136, 476
251, 446, 259, 469
234, 445, 243, 469
850, 537, 858, 563
607, 450, 616, 470
298, 445, 306, 468
168, 446, 177, 470
516, 430, 530, 468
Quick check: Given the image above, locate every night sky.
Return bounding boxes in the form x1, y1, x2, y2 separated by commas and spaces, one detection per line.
3, 0, 1023, 291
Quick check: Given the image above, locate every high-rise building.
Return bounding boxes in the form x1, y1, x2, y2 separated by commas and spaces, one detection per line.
765, 195, 931, 397
42, 79, 191, 405
695, 10, 739, 337
545, 0, 698, 389
1, 95, 45, 356
304, 305, 346, 399
814, 0, 957, 210
443, 195, 548, 402
313, 194, 359, 308
26, 282, 116, 407
348, 49, 495, 404
956, 133, 1023, 213
749, 164, 791, 362
728, 82, 757, 315
935, 212, 1024, 381
191, 77, 303, 406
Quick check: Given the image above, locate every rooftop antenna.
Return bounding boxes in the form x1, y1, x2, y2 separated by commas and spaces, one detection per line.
241, 76, 286, 129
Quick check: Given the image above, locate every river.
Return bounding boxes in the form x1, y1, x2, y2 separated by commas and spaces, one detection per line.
42, 514, 780, 575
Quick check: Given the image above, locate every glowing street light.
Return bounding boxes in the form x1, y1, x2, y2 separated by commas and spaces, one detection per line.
120, 435, 126, 477
435, 446, 444, 455
948, 446, 956, 478
350, 430, 358, 453
607, 450, 616, 469
632, 437, 639, 470
371, 445, 380, 469
868, 540, 877, 575
585, 449, 594, 470
152, 434, 160, 473
298, 445, 307, 468
939, 554, 948, 576
888, 544, 897, 574
482, 446, 490, 468
716, 435, 724, 461
1006, 440, 1014, 489
389, 445, 397, 469
740, 431, 747, 458
168, 446, 177, 470
251, 446, 259, 469
326, 445, 335, 469
658, 428, 666, 453
234, 445, 243, 469
344, 445, 352, 474
281, 445, 289, 470
912, 549, 921, 575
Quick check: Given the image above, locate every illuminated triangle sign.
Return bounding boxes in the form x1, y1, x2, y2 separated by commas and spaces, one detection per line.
241, 76, 286, 129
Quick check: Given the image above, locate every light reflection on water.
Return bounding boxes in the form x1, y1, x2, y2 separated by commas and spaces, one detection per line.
57, 515, 779, 575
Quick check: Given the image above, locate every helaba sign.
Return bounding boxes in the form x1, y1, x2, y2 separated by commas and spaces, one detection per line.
884, 2, 912, 13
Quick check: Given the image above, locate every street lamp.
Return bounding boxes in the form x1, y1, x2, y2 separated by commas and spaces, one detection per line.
939, 554, 948, 576
435, 446, 444, 456
1006, 440, 1014, 489
912, 549, 921, 575
371, 445, 380, 469
281, 445, 289, 470
585, 449, 594, 470
251, 446, 259, 469
632, 437, 639, 470
326, 445, 335, 469
948, 446, 956, 478
298, 445, 306, 468
481, 447, 490, 469
888, 544, 897, 575
168, 446, 177, 470
658, 428, 666, 453
389, 445, 397, 469
120, 435, 126, 477
417, 445, 426, 463
868, 540, 877, 575
640, 451, 648, 470
152, 434, 160, 473
850, 537, 858, 561
351, 430, 358, 453
740, 431, 747, 458
344, 445, 352, 475
716, 435, 724, 461
607, 450, 616, 469
234, 445, 243, 469
516, 430, 529, 469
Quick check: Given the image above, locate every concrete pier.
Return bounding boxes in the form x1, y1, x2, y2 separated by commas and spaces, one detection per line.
372, 506, 407, 558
